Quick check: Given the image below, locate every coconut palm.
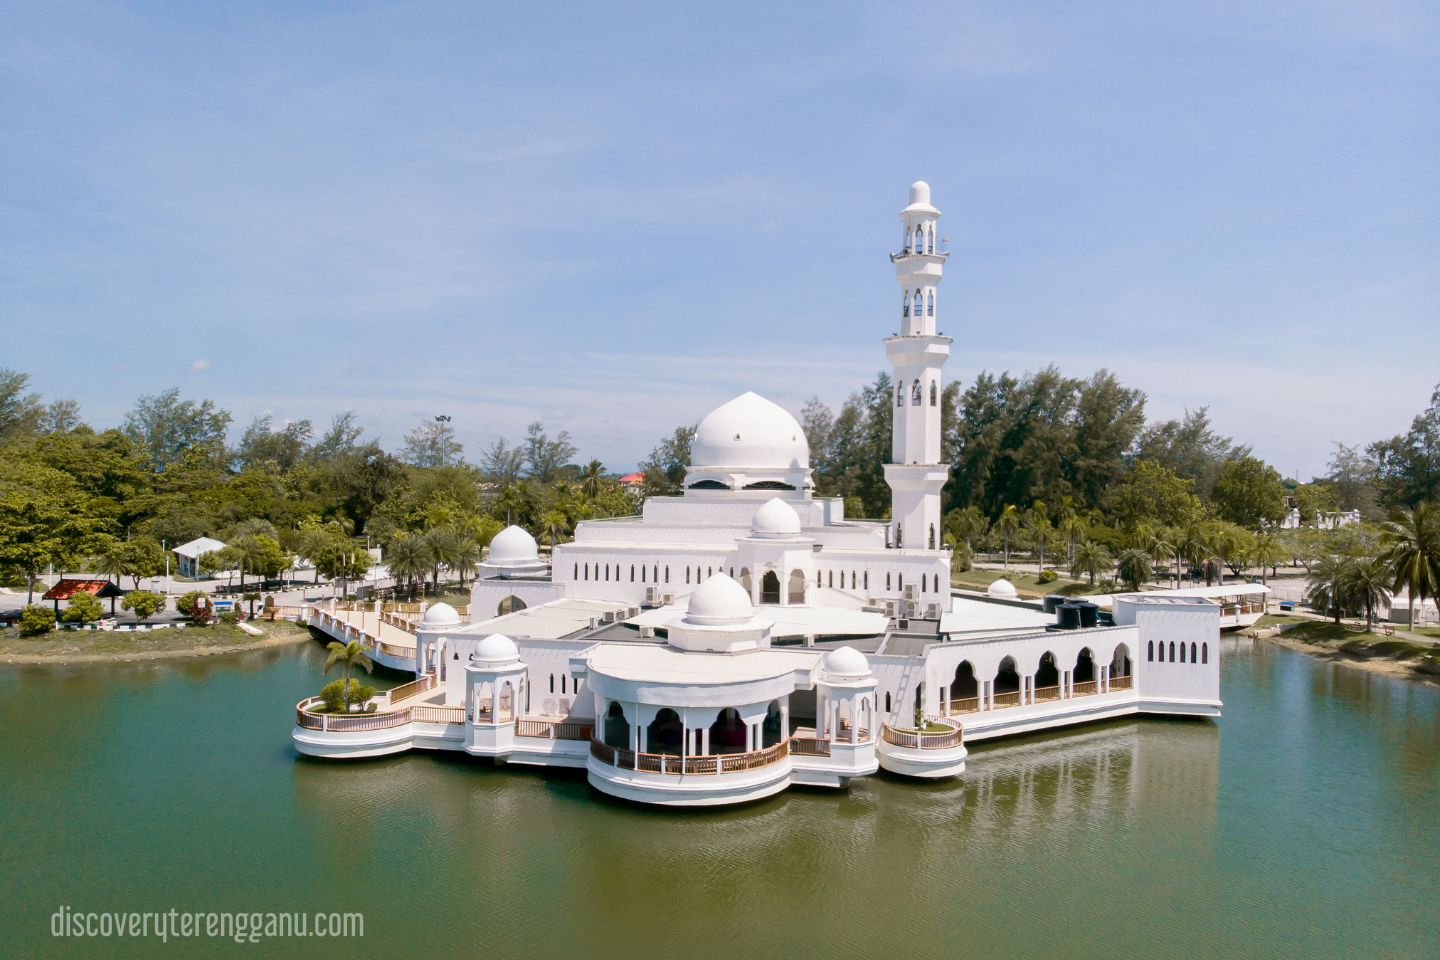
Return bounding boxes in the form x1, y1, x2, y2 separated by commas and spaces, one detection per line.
578, 459, 605, 501
945, 506, 988, 554
1055, 496, 1081, 570
1175, 522, 1209, 587
1305, 554, 1349, 624
1251, 532, 1287, 586
1339, 557, 1391, 632
448, 531, 482, 587
297, 527, 330, 584
323, 639, 374, 712
386, 533, 433, 600
995, 504, 1021, 572
539, 509, 569, 548
1071, 540, 1112, 586
94, 541, 130, 588
424, 526, 465, 592
1379, 503, 1440, 631
1024, 501, 1051, 574
1116, 548, 1153, 591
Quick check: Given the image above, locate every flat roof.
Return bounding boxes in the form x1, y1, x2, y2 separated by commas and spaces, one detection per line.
584, 643, 821, 685
458, 597, 633, 639
940, 596, 1055, 633
626, 600, 887, 640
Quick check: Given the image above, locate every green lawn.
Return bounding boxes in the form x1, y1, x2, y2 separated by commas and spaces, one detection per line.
1256, 614, 1308, 627
1278, 620, 1435, 663
0, 620, 310, 659
950, 568, 1095, 599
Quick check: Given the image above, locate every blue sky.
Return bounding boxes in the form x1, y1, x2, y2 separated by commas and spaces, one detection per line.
2, 1, 1436, 479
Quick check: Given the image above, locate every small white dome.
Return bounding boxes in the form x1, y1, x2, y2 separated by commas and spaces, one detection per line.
488, 525, 539, 566
986, 578, 1018, 599
822, 645, 870, 678
472, 633, 519, 664
421, 601, 461, 627
909, 180, 931, 205
685, 573, 753, 626
690, 392, 809, 471
751, 497, 801, 538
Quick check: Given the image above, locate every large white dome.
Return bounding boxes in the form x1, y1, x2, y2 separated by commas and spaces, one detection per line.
821, 645, 870, 679
691, 392, 809, 471
421, 601, 461, 627
685, 573, 753, 626
488, 525, 539, 566
472, 633, 519, 665
751, 498, 801, 538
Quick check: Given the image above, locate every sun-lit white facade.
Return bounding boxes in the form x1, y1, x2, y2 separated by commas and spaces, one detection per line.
294, 183, 1223, 806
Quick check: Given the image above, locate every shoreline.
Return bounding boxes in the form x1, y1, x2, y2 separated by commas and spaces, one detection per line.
0, 623, 314, 666
1259, 631, 1440, 688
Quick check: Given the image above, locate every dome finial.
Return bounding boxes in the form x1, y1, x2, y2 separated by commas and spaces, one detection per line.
909, 181, 931, 205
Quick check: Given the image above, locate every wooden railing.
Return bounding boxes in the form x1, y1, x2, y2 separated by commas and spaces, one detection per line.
1072, 680, 1098, 697
881, 722, 964, 750
385, 673, 435, 705
516, 719, 594, 741
411, 704, 465, 724
788, 737, 831, 757
948, 696, 982, 714
588, 738, 791, 775
1033, 684, 1063, 703
294, 697, 416, 734
381, 612, 418, 634
1111, 674, 1133, 690
991, 690, 1022, 707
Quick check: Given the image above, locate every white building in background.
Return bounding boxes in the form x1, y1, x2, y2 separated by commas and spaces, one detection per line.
294, 183, 1223, 807
172, 536, 227, 579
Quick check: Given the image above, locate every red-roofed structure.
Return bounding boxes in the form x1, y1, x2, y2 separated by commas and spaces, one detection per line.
619, 471, 645, 490
42, 578, 124, 614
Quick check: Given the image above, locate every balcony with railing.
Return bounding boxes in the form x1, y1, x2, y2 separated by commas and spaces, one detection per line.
947, 672, 1135, 716
880, 719, 963, 751
588, 738, 790, 776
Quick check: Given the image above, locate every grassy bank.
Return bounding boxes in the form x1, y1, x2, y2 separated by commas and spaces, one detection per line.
950, 568, 1095, 599
0, 620, 312, 663
1268, 620, 1440, 681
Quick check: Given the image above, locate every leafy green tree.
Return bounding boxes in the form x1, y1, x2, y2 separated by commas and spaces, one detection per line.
234, 416, 313, 471
94, 539, 131, 587
638, 424, 697, 498
523, 422, 577, 482
1071, 540, 1112, 586
1134, 407, 1246, 499
1116, 548, 1152, 591
1211, 456, 1286, 529
61, 590, 103, 624
121, 590, 166, 622
175, 590, 210, 620
401, 418, 463, 468
19, 604, 55, 636
1379, 503, 1440, 630
1250, 532, 1287, 585
1368, 384, 1440, 509
386, 533, 432, 599
199, 547, 243, 589
121, 388, 232, 472
323, 639, 374, 712
0, 458, 104, 602
0, 368, 46, 442
1110, 460, 1203, 529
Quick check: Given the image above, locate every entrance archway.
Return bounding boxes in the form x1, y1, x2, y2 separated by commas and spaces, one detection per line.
1034, 651, 1060, 690
950, 661, 978, 708
787, 570, 806, 604
1111, 643, 1131, 677
1074, 647, 1096, 684
760, 571, 780, 605
647, 708, 683, 756
762, 701, 783, 747
603, 702, 629, 749
995, 656, 1021, 701
497, 595, 527, 616
709, 707, 747, 754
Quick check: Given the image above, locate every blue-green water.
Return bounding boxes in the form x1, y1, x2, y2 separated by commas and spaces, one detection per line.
0, 637, 1435, 959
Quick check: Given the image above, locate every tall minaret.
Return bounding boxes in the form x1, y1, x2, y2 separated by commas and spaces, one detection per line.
883, 181, 952, 552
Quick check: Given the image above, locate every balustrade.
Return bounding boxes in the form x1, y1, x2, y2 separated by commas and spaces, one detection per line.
1111, 674, 1133, 690
516, 719, 594, 741
588, 738, 790, 775
881, 722, 963, 750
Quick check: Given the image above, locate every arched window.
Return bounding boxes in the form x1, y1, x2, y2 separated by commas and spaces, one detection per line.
912, 379, 923, 405
930, 380, 938, 406
912, 290, 922, 317
685, 568, 691, 585
897, 381, 905, 406
884, 692, 892, 713
828, 571, 834, 588
707, 566, 713, 578
1202, 643, 1209, 664
816, 569, 822, 587
886, 573, 892, 590
604, 565, 610, 582
914, 226, 923, 251
664, 566, 669, 583
630, 565, 635, 582
863, 571, 869, 590
573, 563, 578, 579
926, 290, 934, 316
1147, 640, 1153, 662
898, 573, 904, 589
653, 564, 659, 582
1169, 641, 1176, 662
549, 674, 555, 693
928, 523, 936, 549
851, 571, 857, 589
926, 227, 934, 254
561, 675, 567, 694
641, 566, 646, 583
1191, 642, 1198, 663
1179, 642, 1186, 663
583, 563, 588, 580
934, 573, 940, 592
902, 291, 910, 318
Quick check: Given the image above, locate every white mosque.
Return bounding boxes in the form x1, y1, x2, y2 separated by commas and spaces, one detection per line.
294, 183, 1223, 806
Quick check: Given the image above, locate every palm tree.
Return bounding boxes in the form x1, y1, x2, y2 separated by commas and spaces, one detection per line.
448, 531, 481, 587
297, 527, 330, 584
1306, 554, 1349, 624
424, 526, 463, 593
1251, 532, 1286, 586
539, 510, 569, 548
323, 639, 374, 712
94, 541, 130, 588
995, 504, 1021, 572
386, 534, 432, 600
1339, 557, 1391, 632
1024, 501, 1051, 574
945, 506, 988, 554
1071, 540, 1112, 586
1175, 522, 1209, 587
1144, 529, 1175, 581
1379, 503, 1440, 631
1055, 496, 1081, 571
578, 459, 605, 501
1116, 548, 1152, 591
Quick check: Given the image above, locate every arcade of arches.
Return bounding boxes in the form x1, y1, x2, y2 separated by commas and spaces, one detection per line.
943, 645, 1133, 715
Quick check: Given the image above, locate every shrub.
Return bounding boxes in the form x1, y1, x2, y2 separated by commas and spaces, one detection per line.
122, 590, 165, 622
218, 607, 240, 625
949, 542, 973, 573
20, 604, 56, 636
175, 590, 212, 623
60, 591, 103, 624
1037, 569, 1059, 584
319, 678, 377, 712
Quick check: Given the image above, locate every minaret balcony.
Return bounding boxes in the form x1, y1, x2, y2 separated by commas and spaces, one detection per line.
889, 249, 949, 263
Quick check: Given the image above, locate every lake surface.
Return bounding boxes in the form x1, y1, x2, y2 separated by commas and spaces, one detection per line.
1, 637, 1436, 960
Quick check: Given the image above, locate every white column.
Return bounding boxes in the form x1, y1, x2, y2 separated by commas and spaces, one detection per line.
701, 728, 710, 754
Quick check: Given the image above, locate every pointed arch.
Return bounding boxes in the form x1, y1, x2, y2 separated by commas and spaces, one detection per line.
926, 289, 934, 316
930, 380, 938, 406
897, 381, 905, 406
911, 379, 923, 405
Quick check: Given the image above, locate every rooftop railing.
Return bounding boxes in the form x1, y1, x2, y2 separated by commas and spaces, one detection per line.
881, 720, 963, 750
588, 738, 790, 776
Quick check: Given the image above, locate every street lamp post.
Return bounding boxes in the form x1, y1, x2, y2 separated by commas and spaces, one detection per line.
434, 414, 452, 468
